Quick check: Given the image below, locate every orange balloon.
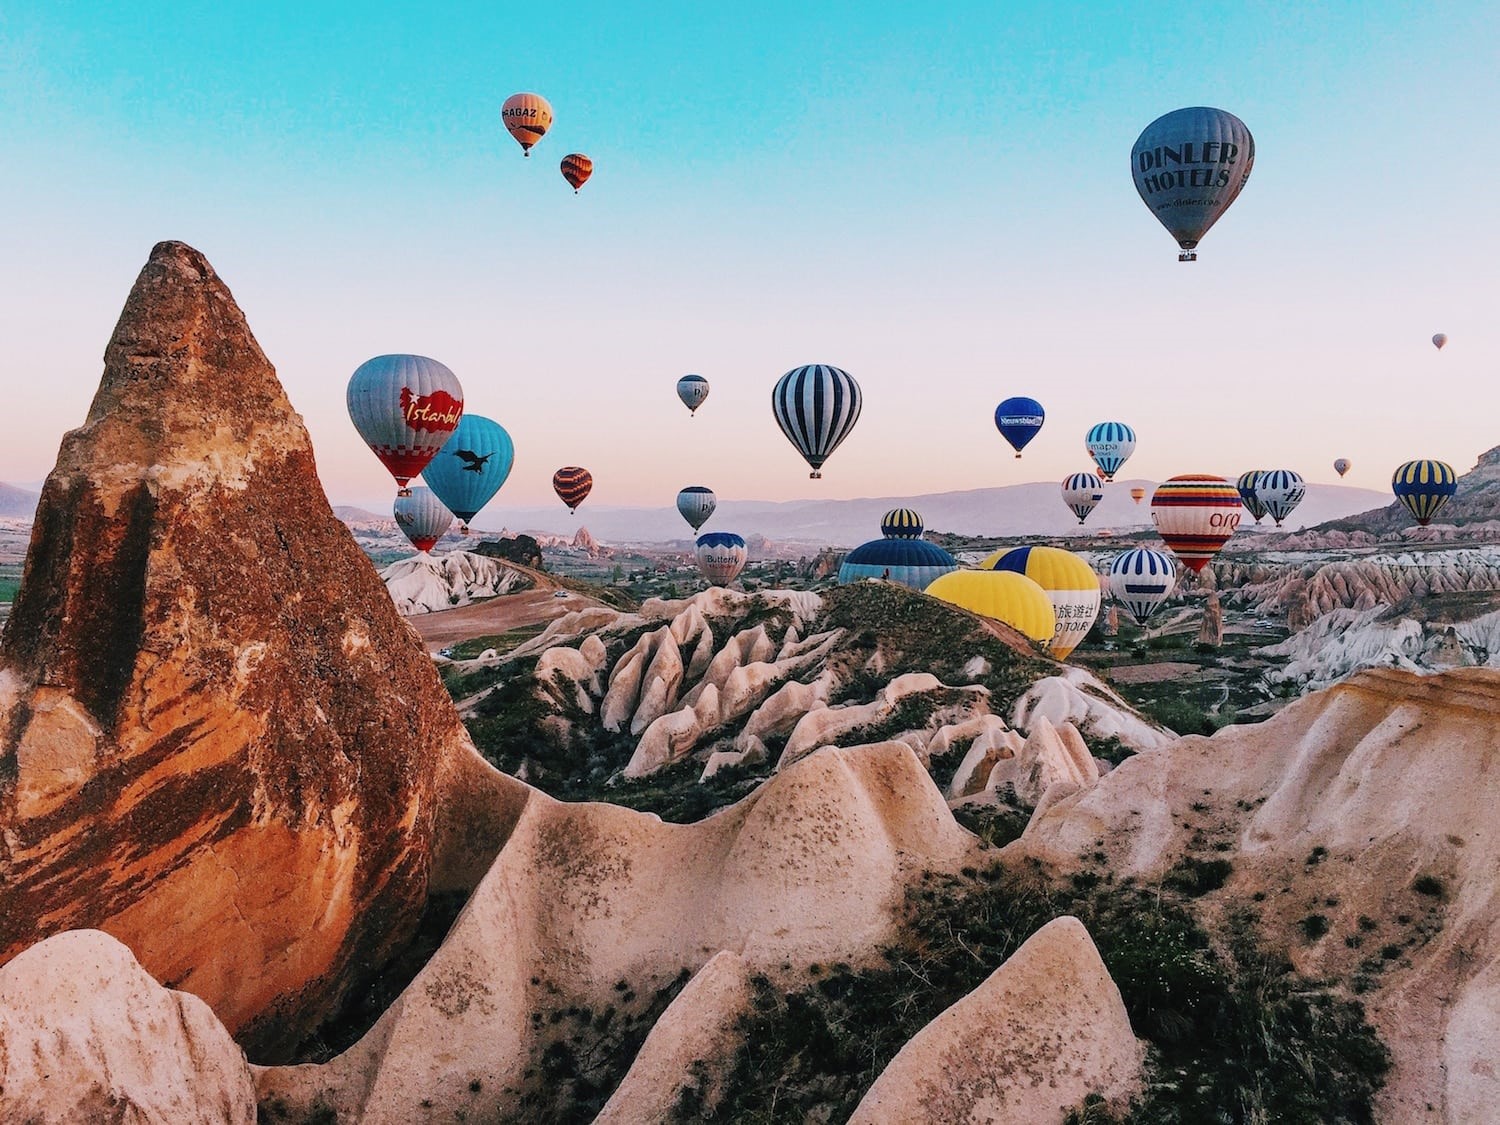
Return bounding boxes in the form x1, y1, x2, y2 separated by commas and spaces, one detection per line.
502, 92, 553, 156
561, 153, 593, 192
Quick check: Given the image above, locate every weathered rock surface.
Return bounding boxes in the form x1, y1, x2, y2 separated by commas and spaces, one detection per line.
1013, 666, 1173, 749
1018, 667, 1500, 1122
0, 242, 472, 1058
380, 549, 534, 615
848, 916, 1142, 1124
987, 715, 1098, 807
0, 929, 257, 1123
254, 741, 979, 1122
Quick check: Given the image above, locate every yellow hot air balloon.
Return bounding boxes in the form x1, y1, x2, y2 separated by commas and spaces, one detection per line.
1130, 487, 1146, 504
980, 546, 1101, 659
925, 570, 1055, 645
502, 92, 554, 156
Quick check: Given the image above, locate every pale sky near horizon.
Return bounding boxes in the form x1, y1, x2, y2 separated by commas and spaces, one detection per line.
1, 3, 1496, 516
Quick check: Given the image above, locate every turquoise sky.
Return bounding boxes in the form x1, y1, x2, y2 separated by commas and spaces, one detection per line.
2, 3, 1496, 514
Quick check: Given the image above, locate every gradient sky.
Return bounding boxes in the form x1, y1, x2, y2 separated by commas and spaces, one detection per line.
1, 2, 1496, 516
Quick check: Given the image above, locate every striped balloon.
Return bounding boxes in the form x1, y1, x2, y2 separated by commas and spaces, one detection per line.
422, 414, 514, 530
502, 92, 553, 155
1235, 470, 1267, 523
838, 538, 956, 591
881, 508, 924, 539
561, 153, 593, 192
1150, 475, 1242, 572
1392, 460, 1457, 526
1085, 422, 1136, 481
771, 364, 863, 479
1061, 472, 1104, 525
1130, 487, 1147, 504
677, 374, 710, 415
552, 466, 593, 513
347, 354, 464, 491
696, 532, 747, 585
1254, 469, 1306, 528
1107, 548, 1178, 627
677, 486, 717, 531
393, 487, 453, 553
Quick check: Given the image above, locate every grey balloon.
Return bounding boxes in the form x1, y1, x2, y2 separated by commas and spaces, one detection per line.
1131, 106, 1255, 261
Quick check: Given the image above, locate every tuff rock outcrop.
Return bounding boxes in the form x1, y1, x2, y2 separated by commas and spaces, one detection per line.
0, 929, 258, 1123
0, 241, 474, 1058
848, 917, 1142, 1124
380, 549, 534, 615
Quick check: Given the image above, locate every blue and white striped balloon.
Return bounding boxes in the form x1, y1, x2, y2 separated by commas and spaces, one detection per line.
1107, 548, 1177, 627
1061, 472, 1105, 525
771, 364, 863, 479
1254, 469, 1306, 528
696, 532, 748, 585
1085, 422, 1136, 481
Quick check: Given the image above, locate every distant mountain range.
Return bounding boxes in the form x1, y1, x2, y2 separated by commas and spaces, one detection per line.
333, 479, 1390, 548
0, 484, 39, 519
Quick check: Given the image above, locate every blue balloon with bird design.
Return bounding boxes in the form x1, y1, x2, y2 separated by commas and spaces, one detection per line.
422, 414, 515, 529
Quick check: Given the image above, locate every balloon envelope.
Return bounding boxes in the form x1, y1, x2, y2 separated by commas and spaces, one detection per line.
1254, 469, 1307, 528
502, 92, 553, 154
772, 365, 863, 478
393, 487, 453, 553
1131, 106, 1254, 259
347, 354, 464, 490
838, 538, 957, 592
696, 532, 747, 585
1392, 460, 1457, 526
1235, 470, 1268, 523
1334, 458, 1351, 477
880, 508, 924, 539
1085, 422, 1136, 481
676, 486, 717, 531
1108, 548, 1178, 627
985, 546, 1101, 660
423, 415, 514, 527
553, 466, 593, 512
676, 374, 710, 414
994, 397, 1045, 457
561, 153, 593, 191
1151, 475, 1242, 572
1433, 333, 1448, 350
1130, 487, 1147, 505
1061, 472, 1104, 525
925, 571, 1055, 645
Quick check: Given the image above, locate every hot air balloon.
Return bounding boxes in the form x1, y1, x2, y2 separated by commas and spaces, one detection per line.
1130, 487, 1147, 505
677, 486, 716, 532
561, 153, 593, 192
1235, 470, 1268, 524
994, 397, 1045, 458
696, 532, 747, 585
838, 539, 958, 592
1150, 475, 1242, 572
772, 364, 862, 479
1334, 458, 1351, 478
502, 92, 553, 156
985, 546, 1101, 660
422, 415, 514, 533
553, 466, 593, 513
1392, 460, 1457, 526
677, 374, 710, 415
925, 571, 1055, 645
1061, 472, 1105, 525
347, 354, 464, 493
1433, 334, 1448, 351
1254, 469, 1307, 528
880, 508, 924, 538
393, 487, 453, 553
1132, 106, 1254, 261
1085, 422, 1136, 481
1107, 548, 1178, 628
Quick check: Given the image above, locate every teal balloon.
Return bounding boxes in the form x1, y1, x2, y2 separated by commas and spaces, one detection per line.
422, 415, 515, 525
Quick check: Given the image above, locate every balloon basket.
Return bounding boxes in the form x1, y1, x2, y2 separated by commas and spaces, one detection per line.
809, 471, 821, 479
396, 487, 413, 497
1178, 251, 1198, 262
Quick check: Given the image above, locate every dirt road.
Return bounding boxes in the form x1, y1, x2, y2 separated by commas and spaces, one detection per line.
409, 590, 604, 651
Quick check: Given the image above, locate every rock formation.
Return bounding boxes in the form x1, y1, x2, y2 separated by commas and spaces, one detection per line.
0, 929, 257, 1123
0, 242, 476, 1058
1018, 667, 1500, 1120
473, 533, 544, 569
848, 917, 1142, 1124
1196, 591, 1224, 647
380, 549, 534, 614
